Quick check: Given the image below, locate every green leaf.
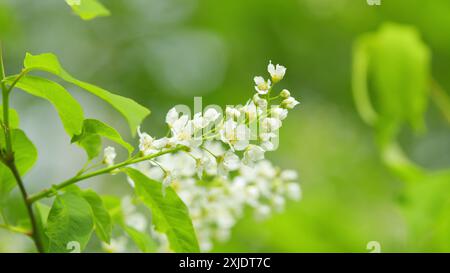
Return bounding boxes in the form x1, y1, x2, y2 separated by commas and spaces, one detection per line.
402, 171, 450, 250
124, 226, 157, 253
102, 195, 125, 225
65, 0, 110, 20
45, 192, 94, 253
5, 75, 84, 136
102, 195, 157, 253
80, 190, 112, 244
34, 202, 51, 252
71, 119, 134, 160
125, 168, 200, 253
23, 53, 150, 135
0, 106, 19, 128
0, 162, 14, 202
0, 129, 38, 201
63, 186, 112, 244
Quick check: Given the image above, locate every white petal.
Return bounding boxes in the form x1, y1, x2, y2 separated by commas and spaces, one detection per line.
254, 76, 265, 85
166, 107, 179, 126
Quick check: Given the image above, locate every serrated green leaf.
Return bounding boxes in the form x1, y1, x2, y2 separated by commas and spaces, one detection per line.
124, 226, 157, 253
71, 119, 134, 160
81, 190, 112, 244
0, 129, 38, 201
23, 53, 150, 135
125, 168, 200, 253
0, 106, 19, 128
65, 0, 110, 21
5, 75, 84, 136
45, 192, 94, 253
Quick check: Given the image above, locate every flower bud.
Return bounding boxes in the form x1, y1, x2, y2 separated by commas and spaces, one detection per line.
280, 89, 290, 98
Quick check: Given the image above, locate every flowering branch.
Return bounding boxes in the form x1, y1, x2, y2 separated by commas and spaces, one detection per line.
27, 145, 188, 203
116, 61, 301, 251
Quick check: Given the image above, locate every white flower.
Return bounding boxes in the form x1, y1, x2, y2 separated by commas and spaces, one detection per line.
102, 237, 128, 253
204, 108, 221, 124
219, 151, 240, 175
271, 107, 288, 120
273, 195, 285, 212
137, 127, 154, 156
254, 204, 271, 219
192, 113, 206, 130
226, 106, 241, 120
192, 109, 220, 131
282, 96, 300, 109
126, 213, 147, 232
261, 117, 282, 132
194, 151, 215, 178
243, 145, 265, 165
103, 146, 116, 166
254, 76, 271, 95
171, 114, 189, 135
281, 169, 298, 181
166, 107, 179, 127
121, 196, 136, 215
204, 141, 226, 156
280, 89, 290, 98
260, 139, 276, 151
171, 116, 199, 147
268, 61, 286, 83
253, 94, 267, 108
152, 137, 170, 150
286, 182, 302, 201
241, 101, 258, 122
219, 120, 250, 151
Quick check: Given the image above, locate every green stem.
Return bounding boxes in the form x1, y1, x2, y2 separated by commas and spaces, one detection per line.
0, 43, 44, 253
28, 146, 188, 203
0, 42, 12, 154
4, 68, 31, 94
0, 223, 31, 236
431, 79, 450, 125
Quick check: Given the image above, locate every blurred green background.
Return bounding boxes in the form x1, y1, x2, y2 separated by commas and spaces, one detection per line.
1, 0, 450, 252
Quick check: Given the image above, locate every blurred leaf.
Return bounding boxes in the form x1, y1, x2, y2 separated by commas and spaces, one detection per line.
124, 226, 157, 253
352, 23, 432, 182
45, 192, 94, 253
102, 195, 156, 252
402, 170, 450, 250
23, 53, 150, 135
0, 106, 19, 128
0, 129, 38, 201
65, 0, 110, 21
6, 75, 84, 136
125, 168, 200, 253
71, 119, 134, 160
352, 23, 431, 139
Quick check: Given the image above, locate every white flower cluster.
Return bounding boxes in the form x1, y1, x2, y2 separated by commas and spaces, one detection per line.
134, 149, 301, 251
103, 61, 301, 252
